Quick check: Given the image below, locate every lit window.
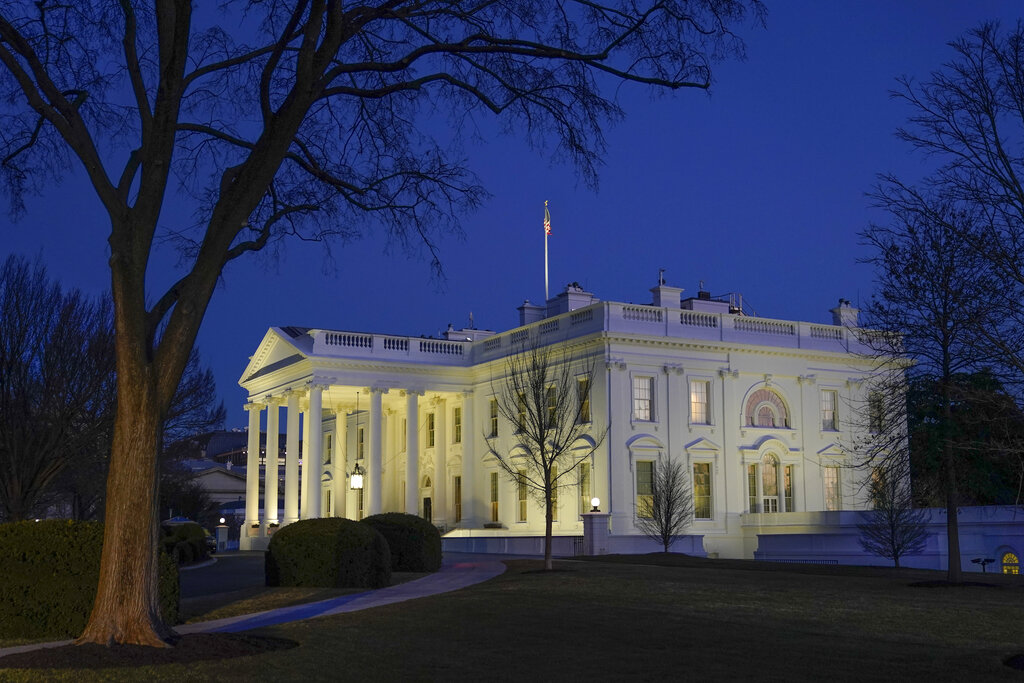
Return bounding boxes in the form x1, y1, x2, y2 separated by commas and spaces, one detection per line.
578, 462, 591, 515
453, 406, 462, 444
636, 460, 654, 517
693, 462, 711, 519
690, 380, 710, 425
453, 475, 462, 523
762, 454, 779, 513
869, 392, 885, 433
490, 471, 499, 522
824, 465, 841, 511
427, 412, 435, 448
489, 398, 498, 437
518, 470, 528, 522
747, 464, 757, 512
577, 378, 591, 423
633, 376, 654, 421
784, 464, 793, 512
1003, 551, 1020, 575
546, 386, 557, 427
821, 389, 838, 431
745, 388, 789, 428
551, 464, 558, 522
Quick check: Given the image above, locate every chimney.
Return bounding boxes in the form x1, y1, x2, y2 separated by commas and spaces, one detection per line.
518, 300, 545, 326
650, 279, 684, 308
830, 298, 859, 327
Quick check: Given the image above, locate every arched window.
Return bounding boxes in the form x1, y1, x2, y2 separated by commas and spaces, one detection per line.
1003, 551, 1020, 575
745, 388, 790, 428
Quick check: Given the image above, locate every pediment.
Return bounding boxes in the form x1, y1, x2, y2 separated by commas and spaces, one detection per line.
817, 442, 846, 458
240, 327, 310, 385
684, 437, 721, 454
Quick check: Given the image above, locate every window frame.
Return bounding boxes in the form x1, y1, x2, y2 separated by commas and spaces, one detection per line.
636, 460, 654, 518
693, 462, 712, 520
821, 389, 839, 431
824, 464, 841, 511
426, 411, 435, 448
689, 379, 711, 425
577, 377, 591, 424
632, 375, 655, 422
489, 471, 499, 522
489, 398, 499, 438
453, 406, 462, 444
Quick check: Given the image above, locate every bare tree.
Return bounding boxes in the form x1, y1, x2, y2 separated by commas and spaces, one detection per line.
857, 470, 929, 569
857, 200, 1000, 584
488, 344, 606, 570
635, 458, 693, 553
0, 255, 114, 522
0, 1, 763, 645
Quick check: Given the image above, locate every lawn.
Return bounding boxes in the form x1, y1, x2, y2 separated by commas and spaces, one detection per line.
1, 556, 1022, 681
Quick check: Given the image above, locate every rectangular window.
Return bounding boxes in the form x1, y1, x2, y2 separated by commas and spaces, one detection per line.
490, 472, 500, 522
577, 377, 591, 424
426, 412, 435, 448
824, 465, 841, 511
747, 464, 758, 513
784, 464, 794, 512
489, 398, 498, 437
357, 426, 365, 460
324, 433, 332, 466
324, 488, 332, 518
579, 462, 591, 515
690, 380, 710, 424
551, 465, 558, 522
453, 407, 462, 444
821, 390, 838, 431
516, 392, 527, 433
454, 476, 462, 523
636, 460, 654, 517
518, 470, 528, 522
693, 462, 712, 519
546, 386, 557, 427
869, 392, 884, 433
633, 376, 654, 421
357, 487, 364, 520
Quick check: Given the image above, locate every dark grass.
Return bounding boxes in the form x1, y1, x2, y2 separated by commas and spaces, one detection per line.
2, 556, 1022, 681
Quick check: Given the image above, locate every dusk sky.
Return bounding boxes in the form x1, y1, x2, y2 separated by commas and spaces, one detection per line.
2, 1, 1021, 428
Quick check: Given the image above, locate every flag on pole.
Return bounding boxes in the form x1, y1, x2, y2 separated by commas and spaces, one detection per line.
544, 200, 552, 235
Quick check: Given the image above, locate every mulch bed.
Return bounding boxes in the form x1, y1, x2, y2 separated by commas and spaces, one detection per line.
0, 633, 297, 670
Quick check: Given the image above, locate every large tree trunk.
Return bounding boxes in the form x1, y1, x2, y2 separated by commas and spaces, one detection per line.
76, 332, 171, 646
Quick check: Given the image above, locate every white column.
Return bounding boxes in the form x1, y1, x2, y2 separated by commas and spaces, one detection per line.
333, 406, 347, 518
264, 397, 281, 526
460, 390, 477, 527
244, 401, 263, 529
305, 383, 324, 519
284, 390, 300, 525
434, 397, 447, 527
300, 397, 310, 518
406, 391, 420, 515
368, 387, 387, 515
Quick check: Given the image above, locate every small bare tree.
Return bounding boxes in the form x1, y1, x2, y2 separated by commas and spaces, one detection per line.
857, 471, 929, 569
488, 344, 605, 570
635, 458, 694, 553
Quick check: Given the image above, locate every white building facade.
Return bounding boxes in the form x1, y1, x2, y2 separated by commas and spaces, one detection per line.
238, 281, 879, 558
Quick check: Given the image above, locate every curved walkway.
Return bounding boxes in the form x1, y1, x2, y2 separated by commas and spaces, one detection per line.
0, 553, 507, 659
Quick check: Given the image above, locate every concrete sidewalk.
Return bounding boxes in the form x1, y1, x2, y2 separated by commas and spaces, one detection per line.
0, 553, 508, 659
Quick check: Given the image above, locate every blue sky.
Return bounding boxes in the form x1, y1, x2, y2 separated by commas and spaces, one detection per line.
2, 1, 1020, 428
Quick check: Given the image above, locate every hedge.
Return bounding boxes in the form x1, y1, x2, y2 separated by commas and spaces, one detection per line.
362, 513, 442, 572
162, 521, 208, 564
0, 520, 179, 639
266, 518, 391, 588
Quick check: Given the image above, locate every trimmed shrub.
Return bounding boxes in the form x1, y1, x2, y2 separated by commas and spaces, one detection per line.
0, 520, 179, 639
162, 521, 208, 564
362, 513, 442, 572
266, 518, 391, 588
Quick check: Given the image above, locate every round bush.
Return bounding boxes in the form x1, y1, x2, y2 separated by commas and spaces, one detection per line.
0, 520, 179, 639
266, 518, 391, 588
162, 521, 208, 564
362, 513, 442, 572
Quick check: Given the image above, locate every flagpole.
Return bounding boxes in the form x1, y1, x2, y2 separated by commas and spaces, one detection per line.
544, 200, 550, 302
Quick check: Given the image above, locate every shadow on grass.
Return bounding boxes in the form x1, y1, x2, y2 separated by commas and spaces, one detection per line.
0, 634, 298, 670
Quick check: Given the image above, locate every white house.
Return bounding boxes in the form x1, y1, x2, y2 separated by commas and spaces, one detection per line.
236, 278, 896, 560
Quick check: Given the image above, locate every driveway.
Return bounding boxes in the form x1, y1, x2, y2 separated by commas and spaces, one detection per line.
179, 551, 266, 599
